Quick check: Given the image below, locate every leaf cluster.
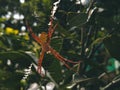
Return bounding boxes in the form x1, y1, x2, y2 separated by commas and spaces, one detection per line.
0, 0, 120, 90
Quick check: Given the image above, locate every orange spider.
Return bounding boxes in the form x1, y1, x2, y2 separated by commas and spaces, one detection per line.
26, 18, 78, 74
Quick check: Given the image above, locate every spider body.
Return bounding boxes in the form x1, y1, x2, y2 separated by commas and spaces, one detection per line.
26, 18, 78, 74
38, 32, 50, 52
38, 32, 48, 44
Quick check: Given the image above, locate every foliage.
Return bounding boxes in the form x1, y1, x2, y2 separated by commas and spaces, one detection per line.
0, 0, 120, 90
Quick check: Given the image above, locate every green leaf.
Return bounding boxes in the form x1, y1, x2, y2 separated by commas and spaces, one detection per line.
46, 55, 63, 83
90, 37, 104, 47
0, 35, 11, 48
56, 23, 71, 37
89, 34, 109, 50
0, 51, 38, 90
103, 34, 120, 60
0, 40, 7, 50
0, 17, 6, 22
67, 12, 87, 28
0, 69, 23, 90
43, 37, 63, 83
0, 51, 36, 68
51, 37, 63, 51
0, 35, 30, 50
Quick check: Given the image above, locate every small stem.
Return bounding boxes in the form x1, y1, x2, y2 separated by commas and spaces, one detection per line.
84, 25, 93, 54
87, 42, 102, 59
87, 28, 98, 59
86, 0, 95, 13
101, 78, 120, 90
79, 27, 86, 74
80, 27, 85, 57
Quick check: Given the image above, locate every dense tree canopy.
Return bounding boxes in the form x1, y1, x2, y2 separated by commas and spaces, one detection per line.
0, 0, 120, 90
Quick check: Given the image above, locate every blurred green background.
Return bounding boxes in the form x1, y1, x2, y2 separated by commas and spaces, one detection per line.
0, 0, 120, 90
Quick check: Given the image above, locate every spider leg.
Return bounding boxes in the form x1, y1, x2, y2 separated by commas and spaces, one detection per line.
48, 24, 57, 42
26, 21, 42, 45
49, 47, 78, 69
37, 50, 45, 74
53, 50, 78, 64
50, 49, 71, 69
49, 47, 78, 63
48, 18, 58, 43
55, 55, 72, 69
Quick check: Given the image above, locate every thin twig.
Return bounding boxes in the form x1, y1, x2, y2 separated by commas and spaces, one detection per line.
101, 78, 120, 90
80, 27, 85, 57
87, 28, 98, 59
86, 0, 95, 13
84, 25, 93, 48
